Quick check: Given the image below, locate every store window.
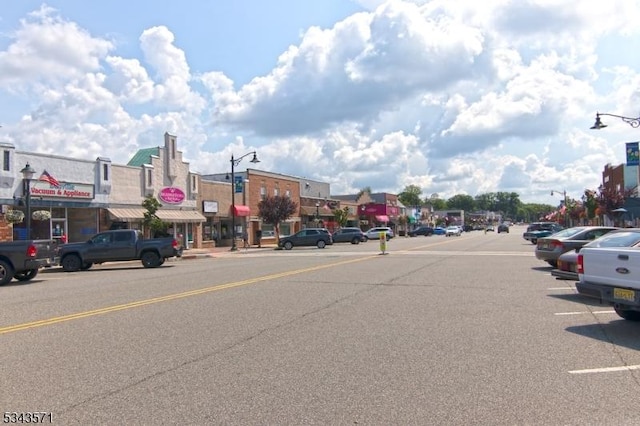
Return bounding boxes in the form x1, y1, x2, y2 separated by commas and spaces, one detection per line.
3, 151, 10, 171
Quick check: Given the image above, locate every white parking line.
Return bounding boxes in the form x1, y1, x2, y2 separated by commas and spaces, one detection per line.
554, 310, 615, 316
569, 365, 640, 374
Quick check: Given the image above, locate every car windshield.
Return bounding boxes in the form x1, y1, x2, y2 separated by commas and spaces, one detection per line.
585, 231, 640, 248
549, 227, 586, 238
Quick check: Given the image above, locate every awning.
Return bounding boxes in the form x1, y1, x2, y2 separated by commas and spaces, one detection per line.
108, 207, 205, 222
107, 208, 146, 221
231, 205, 250, 217
156, 210, 206, 222
375, 215, 390, 223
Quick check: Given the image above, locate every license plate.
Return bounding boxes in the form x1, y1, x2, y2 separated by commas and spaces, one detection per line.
613, 288, 635, 302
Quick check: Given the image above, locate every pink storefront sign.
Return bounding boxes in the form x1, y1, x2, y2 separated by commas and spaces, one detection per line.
159, 187, 185, 204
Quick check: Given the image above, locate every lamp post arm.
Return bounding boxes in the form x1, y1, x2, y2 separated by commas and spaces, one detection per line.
595, 112, 640, 128
231, 151, 258, 166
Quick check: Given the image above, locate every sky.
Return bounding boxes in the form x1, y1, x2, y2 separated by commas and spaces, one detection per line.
1, 0, 640, 205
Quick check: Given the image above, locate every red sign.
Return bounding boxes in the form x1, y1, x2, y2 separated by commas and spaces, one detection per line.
159, 187, 185, 204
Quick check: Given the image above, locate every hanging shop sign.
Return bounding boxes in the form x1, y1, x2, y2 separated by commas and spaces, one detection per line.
159, 187, 186, 204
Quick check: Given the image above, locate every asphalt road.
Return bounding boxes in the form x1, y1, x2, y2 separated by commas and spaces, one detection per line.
1, 226, 639, 425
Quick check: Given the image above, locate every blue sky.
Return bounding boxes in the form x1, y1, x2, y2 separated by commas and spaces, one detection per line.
1, 0, 640, 204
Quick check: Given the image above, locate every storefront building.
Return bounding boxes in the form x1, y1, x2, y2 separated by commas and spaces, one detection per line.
202, 168, 302, 246
358, 193, 401, 232
0, 142, 111, 243
198, 179, 232, 248
106, 133, 205, 248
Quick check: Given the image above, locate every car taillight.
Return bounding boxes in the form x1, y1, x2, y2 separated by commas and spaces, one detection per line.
172, 239, 179, 249
577, 254, 584, 274
551, 240, 564, 249
26, 244, 37, 258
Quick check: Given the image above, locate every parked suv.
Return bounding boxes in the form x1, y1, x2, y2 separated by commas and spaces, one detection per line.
332, 227, 366, 244
278, 228, 333, 250
408, 226, 434, 237
364, 227, 394, 241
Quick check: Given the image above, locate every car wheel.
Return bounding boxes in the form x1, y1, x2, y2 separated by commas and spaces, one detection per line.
284, 241, 293, 250
363, 236, 369, 242
141, 251, 161, 268
614, 306, 640, 321
80, 262, 93, 271
62, 254, 82, 272
531, 239, 537, 244
14, 269, 39, 282
351, 238, 360, 244
0, 260, 14, 285
317, 240, 326, 249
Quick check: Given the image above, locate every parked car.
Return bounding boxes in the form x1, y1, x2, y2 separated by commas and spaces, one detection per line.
408, 226, 434, 237
497, 224, 509, 233
278, 228, 333, 250
576, 236, 640, 320
485, 225, 495, 232
551, 250, 581, 281
364, 227, 394, 241
445, 226, 462, 237
523, 222, 563, 244
551, 229, 640, 281
332, 227, 366, 244
535, 226, 619, 267
433, 227, 446, 235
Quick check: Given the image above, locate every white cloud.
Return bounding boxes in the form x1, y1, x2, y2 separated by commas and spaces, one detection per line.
0, 5, 113, 89
2, 0, 640, 205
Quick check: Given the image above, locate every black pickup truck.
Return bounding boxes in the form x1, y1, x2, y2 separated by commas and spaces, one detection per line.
58, 229, 181, 272
0, 239, 56, 285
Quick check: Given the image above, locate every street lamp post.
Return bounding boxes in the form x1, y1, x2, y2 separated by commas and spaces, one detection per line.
243, 178, 249, 245
230, 151, 259, 251
20, 163, 35, 240
591, 112, 640, 129
315, 201, 320, 226
550, 189, 568, 227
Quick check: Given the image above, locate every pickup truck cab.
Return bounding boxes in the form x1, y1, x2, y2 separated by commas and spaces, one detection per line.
577, 239, 640, 321
58, 229, 181, 272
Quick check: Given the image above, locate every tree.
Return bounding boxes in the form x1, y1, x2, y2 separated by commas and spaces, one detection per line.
582, 189, 598, 222
355, 187, 372, 203
446, 194, 475, 211
398, 185, 422, 208
429, 197, 447, 210
597, 185, 632, 217
333, 206, 350, 228
142, 195, 168, 237
258, 195, 298, 245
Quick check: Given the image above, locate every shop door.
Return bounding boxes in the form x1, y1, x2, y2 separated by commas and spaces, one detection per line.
52, 219, 67, 243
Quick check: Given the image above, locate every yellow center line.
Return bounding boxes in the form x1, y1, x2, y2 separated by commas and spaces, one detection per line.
0, 255, 378, 335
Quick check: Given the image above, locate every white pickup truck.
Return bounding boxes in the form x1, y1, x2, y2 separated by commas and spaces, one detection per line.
577, 247, 640, 321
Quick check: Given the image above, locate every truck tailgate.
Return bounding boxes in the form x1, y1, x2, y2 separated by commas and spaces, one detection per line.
580, 247, 640, 290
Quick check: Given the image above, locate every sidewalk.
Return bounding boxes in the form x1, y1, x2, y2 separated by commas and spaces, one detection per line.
179, 244, 278, 259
